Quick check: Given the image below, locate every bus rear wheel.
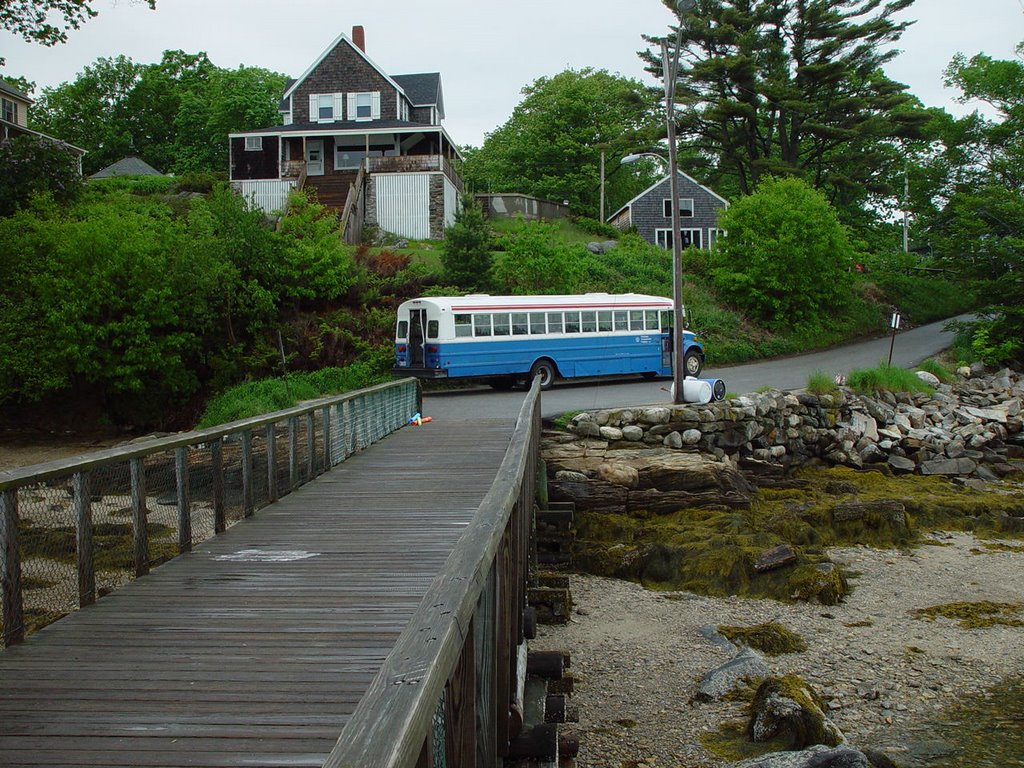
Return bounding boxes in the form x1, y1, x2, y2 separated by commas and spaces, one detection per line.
530, 359, 557, 390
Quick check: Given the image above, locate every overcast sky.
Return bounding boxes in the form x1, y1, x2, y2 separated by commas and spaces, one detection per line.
1, 0, 1021, 147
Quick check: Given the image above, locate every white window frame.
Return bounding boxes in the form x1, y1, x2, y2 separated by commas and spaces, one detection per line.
347, 91, 381, 121
663, 197, 695, 218
244, 136, 263, 151
1, 97, 16, 124
708, 228, 726, 250
655, 228, 703, 250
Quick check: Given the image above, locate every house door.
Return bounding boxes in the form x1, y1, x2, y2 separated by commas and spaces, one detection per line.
305, 140, 324, 176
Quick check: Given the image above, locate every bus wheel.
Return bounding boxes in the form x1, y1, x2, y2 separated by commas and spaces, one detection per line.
530, 359, 557, 390
684, 351, 704, 378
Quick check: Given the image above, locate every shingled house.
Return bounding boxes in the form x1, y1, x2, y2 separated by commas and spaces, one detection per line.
608, 171, 728, 250
229, 26, 462, 241
1, 78, 86, 171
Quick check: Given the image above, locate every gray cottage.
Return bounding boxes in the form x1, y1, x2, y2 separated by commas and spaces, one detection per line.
229, 26, 462, 241
608, 171, 728, 250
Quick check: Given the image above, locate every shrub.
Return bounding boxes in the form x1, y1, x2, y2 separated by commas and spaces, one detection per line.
0, 135, 83, 215
441, 197, 493, 291
846, 364, 934, 396
805, 371, 839, 396
711, 177, 858, 329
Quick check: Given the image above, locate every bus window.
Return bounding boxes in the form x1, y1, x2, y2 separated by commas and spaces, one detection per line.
614, 310, 628, 331
397, 320, 408, 340
547, 312, 563, 334
661, 310, 673, 331
581, 311, 597, 332
564, 312, 581, 334
530, 312, 546, 334
598, 311, 612, 332
629, 310, 644, 330
454, 314, 472, 338
474, 314, 493, 337
511, 313, 528, 335
427, 320, 439, 339
493, 313, 510, 336
645, 310, 660, 330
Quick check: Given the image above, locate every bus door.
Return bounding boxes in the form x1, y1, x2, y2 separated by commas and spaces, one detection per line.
409, 308, 427, 367
660, 310, 673, 373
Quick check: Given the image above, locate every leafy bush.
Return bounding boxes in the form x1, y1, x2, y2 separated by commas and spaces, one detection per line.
89, 175, 176, 195
0, 135, 83, 215
492, 219, 583, 293
711, 177, 858, 328
570, 215, 619, 238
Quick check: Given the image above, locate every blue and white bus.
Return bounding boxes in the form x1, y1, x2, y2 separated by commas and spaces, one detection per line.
392, 293, 704, 389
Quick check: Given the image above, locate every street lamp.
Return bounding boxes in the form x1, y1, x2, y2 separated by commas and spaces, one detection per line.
623, 0, 695, 405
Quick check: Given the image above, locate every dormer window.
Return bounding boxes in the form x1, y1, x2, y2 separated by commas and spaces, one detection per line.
355, 93, 371, 118
309, 93, 344, 123
318, 94, 334, 120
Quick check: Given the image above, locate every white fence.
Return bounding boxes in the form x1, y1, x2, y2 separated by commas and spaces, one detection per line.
375, 173, 431, 240
231, 179, 297, 215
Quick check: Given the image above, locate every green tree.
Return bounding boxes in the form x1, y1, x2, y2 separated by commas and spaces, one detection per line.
463, 69, 661, 218
710, 176, 858, 327
642, 0, 928, 220
441, 197, 493, 291
491, 220, 582, 294
0, 134, 83, 215
173, 65, 286, 172
0, 0, 154, 64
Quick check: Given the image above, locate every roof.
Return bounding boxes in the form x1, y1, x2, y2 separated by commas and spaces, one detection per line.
0, 78, 32, 104
282, 32, 406, 105
608, 171, 729, 222
89, 156, 164, 178
398, 293, 674, 313
392, 73, 440, 106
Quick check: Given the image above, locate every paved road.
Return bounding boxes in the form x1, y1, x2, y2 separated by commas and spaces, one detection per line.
422, 315, 967, 421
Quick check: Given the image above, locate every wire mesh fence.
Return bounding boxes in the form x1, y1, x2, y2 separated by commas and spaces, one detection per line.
0, 379, 420, 646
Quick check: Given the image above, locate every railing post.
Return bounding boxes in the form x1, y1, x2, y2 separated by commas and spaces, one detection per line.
322, 406, 332, 471
266, 423, 278, 503
1, 488, 24, 646
305, 412, 315, 479
73, 472, 95, 607
175, 447, 192, 553
241, 431, 254, 517
212, 440, 226, 534
288, 416, 298, 490
130, 458, 149, 577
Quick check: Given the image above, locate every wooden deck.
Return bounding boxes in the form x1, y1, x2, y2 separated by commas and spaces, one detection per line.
0, 418, 515, 768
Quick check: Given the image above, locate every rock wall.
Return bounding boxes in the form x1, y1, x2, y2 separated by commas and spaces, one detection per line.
563, 368, 1024, 482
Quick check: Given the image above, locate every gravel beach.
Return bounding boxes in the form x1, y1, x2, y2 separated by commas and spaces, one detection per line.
533, 531, 1024, 767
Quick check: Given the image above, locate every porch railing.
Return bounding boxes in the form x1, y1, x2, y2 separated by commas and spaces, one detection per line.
0, 379, 421, 647
366, 155, 464, 194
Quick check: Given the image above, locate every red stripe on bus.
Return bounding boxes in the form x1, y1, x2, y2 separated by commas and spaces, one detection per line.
449, 302, 669, 311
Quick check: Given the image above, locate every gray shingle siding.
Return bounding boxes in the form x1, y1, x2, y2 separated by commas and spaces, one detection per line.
617, 173, 728, 249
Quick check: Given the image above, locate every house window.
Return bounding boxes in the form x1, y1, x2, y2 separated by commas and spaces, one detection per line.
244, 136, 263, 151
356, 93, 372, 118
1, 98, 15, 123
655, 228, 703, 250
708, 228, 726, 250
318, 94, 334, 121
663, 198, 695, 218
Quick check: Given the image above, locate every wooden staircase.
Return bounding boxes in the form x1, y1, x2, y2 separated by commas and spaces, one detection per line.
305, 171, 359, 210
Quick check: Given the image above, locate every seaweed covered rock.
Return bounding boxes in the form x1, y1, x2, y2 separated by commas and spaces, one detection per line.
697, 646, 771, 702
734, 744, 873, 767
789, 562, 849, 605
748, 674, 844, 750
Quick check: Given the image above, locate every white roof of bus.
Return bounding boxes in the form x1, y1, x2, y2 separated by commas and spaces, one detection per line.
398, 293, 673, 312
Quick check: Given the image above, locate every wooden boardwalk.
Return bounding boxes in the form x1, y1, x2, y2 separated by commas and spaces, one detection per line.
0, 418, 515, 768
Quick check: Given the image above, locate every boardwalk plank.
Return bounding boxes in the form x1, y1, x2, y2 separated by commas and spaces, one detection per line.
0, 419, 513, 768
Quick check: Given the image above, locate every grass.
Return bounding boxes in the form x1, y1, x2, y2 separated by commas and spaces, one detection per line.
805, 370, 839, 396
846, 363, 935, 396
917, 358, 954, 383
197, 359, 391, 428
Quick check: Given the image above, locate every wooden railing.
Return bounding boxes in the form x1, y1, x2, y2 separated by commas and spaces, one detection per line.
340, 164, 366, 245
0, 379, 421, 647
366, 155, 464, 194
325, 379, 541, 768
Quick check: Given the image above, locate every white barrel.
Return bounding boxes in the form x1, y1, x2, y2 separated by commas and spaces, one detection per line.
699, 378, 727, 401
682, 376, 713, 404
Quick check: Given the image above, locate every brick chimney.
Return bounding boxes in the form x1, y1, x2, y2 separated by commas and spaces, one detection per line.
352, 26, 365, 52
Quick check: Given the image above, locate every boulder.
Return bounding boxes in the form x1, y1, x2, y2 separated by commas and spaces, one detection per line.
696, 647, 771, 702
596, 463, 639, 489
621, 425, 644, 441
554, 470, 588, 482
734, 745, 872, 768
916, 370, 941, 387
887, 455, 916, 474
754, 544, 798, 573
599, 425, 623, 441
748, 674, 844, 749
919, 457, 978, 476
831, 500, 907, 528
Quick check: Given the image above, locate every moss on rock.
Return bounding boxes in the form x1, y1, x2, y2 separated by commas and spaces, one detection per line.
718, 621, 808, 656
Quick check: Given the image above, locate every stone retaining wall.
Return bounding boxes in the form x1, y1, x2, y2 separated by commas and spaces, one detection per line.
565, 368, 1024, 482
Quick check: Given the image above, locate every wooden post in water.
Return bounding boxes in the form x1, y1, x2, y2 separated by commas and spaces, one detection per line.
1, 488, 24, 646
73, 472, 95, 607
175, 447, 191, 553
130, 458, 149, 577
